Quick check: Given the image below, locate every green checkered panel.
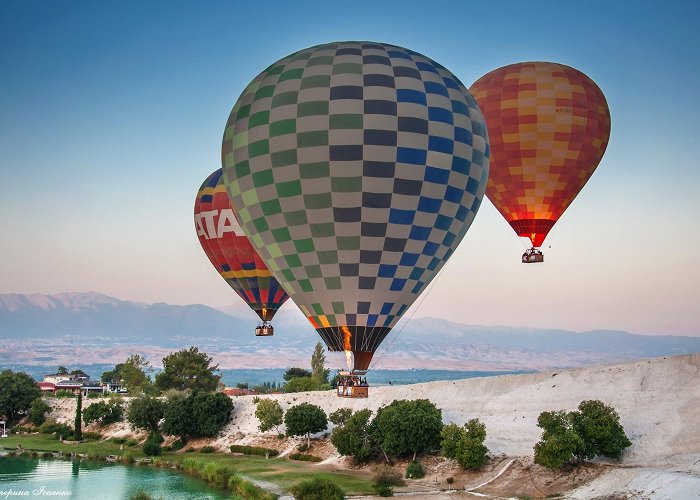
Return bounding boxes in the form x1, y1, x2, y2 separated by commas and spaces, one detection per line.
222, 41, 489, 356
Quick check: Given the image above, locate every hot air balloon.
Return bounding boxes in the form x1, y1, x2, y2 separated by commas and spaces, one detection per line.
469, 62, 610, 263
194, 169, 289, 335
222, 41, 489, 387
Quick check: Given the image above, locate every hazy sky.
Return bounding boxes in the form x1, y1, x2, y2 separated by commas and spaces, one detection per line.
1, 1, 699, 336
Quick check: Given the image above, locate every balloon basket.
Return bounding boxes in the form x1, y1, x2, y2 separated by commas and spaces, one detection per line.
336, 370, 369, 398
522, 248, 544, 263
255, 323, 274, 336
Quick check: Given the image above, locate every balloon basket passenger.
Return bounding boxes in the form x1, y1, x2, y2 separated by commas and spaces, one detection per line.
522, 248, 544, 263
255, 321, 274, 336
336, 370, 369, 398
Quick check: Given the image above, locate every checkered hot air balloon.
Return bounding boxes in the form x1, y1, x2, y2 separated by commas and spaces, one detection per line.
194, 169, 289, 335
469, 62, 611, 263
222, 42, 489, 370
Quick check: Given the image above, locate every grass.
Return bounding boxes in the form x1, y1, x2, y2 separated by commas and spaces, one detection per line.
2, 433, 374, 495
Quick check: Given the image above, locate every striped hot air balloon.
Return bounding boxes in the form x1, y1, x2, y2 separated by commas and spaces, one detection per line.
195, 169, 289, 335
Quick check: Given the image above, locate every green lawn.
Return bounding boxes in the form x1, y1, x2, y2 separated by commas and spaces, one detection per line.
1, 434, 374, 495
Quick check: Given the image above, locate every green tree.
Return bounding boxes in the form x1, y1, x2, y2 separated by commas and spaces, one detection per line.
255, 399, 284, 433
160, 393, 190, 440
310, 342, 329, 384
329, 408, 352, 426
191, 392, 234, 437
572, 400, 631, 460
29, 398, 51, 426
101, 363, 125, 384
161, 391, 233, 440
533, 410, 583, 470
74, 392, 83, 440
83, 400, 123, 426
284, 376, 327, 393
372, 399, 443, 461
283, 367, 312, 381
330, 409, 374, 463
0, 370, 41, 424
155, 347, 221, 392
127, 395, 165, 435
285, 403, 328, 448
57, 366, 68, 375
441, 419, 488, 469
121, 355, 152, 393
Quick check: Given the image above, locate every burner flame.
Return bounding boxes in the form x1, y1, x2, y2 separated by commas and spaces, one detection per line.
341, 326, 353, 370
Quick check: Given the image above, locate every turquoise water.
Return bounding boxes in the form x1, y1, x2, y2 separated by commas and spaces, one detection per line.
0, 456, 229, 499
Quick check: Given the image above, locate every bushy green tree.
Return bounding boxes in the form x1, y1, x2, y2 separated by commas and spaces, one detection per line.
330, 409, 374, 463
329, 408, 352, 426
155, 347, 221, 392
533, 410, 583, 470
0, 370, 41, 424
283, 367, 312, 381
255, 399, 284, 433
161, 391, 233, 441
127, 395, 165, 435
29, 398, 51, 426
534, 400, 631, 470
372, 399, 443, 461
371, 464, 405, 497
285, 403, 328, 448
572, 400, 631, 460
441, 419, 488, 469
83, 400, 123, 426
191, 392, 234, 437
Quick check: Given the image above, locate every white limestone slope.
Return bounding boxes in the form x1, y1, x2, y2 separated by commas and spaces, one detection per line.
216, 353, 700, 498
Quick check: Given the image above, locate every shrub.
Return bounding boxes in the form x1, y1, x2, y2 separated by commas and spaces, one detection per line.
441, 419, 488, 470
83, 431, 102, 440
229, 444, 279, 457
38, 420, 72, 438
372, 400, 442, 459
202, 461, 237, 489
30, 398, 51, 426
255, 399, 284, 433
330, 409, 373, 464
329, 408, 352, 426
572, 400, 632, 461
143, 436, 162, 456
170, 438, 185, 451
200, 446, 215, 453
110, 437, 127, 444
405, 460, 424, 479
533, 410, 584, 470
11, 425, 32, 433
183, 457, 205, 476
288, 452, 322, 462
372, 465, 404, 497
125, 439, 138, 447
297, 443, 310, 452
289, 476, 346, 500
83, 400, 123, 426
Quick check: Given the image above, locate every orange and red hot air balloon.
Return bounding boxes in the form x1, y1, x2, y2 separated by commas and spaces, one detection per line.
470, 62, 611, 263
195, 169, 289, 335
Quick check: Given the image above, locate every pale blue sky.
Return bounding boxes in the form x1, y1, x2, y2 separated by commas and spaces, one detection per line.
1, 0, 699, 335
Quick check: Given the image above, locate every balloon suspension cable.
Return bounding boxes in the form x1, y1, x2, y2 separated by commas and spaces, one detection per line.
370, 265, 446, 371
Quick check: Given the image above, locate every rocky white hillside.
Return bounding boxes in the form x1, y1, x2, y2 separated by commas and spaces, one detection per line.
45, 354, 700, 498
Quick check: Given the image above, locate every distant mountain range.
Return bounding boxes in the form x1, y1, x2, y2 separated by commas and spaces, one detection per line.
1, 292, 699, 371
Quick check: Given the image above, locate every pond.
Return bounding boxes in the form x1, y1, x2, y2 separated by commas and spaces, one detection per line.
0, 456, 229, 499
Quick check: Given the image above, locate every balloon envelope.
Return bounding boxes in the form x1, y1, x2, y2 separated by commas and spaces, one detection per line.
222, 42, 489, 369
195, 169, 289, 322
470, 62, 610, 248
